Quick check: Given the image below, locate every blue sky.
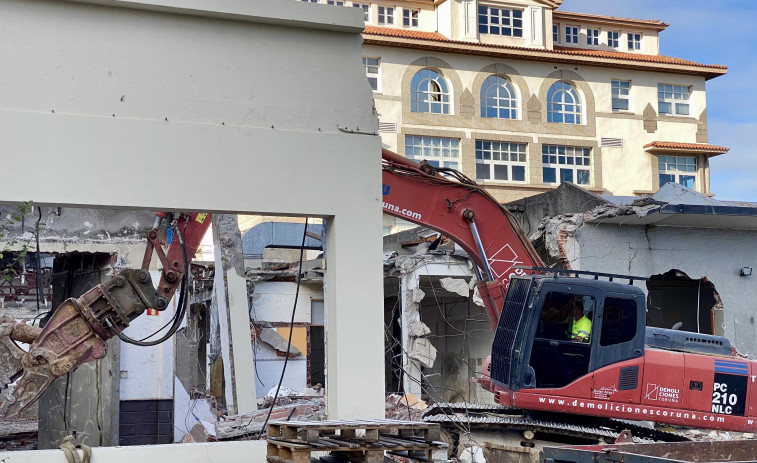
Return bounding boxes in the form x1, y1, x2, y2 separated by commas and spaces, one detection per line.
562, 0, 757, 201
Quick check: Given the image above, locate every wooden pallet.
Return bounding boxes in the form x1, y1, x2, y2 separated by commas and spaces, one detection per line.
266, 419, 448, 463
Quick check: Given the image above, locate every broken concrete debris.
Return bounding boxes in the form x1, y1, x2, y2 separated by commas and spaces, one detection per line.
257, 328, 302, 357
439, 277, 469, 298
409, 337, 437, 368
216, 397, 326, 440
385, 393, 427, 421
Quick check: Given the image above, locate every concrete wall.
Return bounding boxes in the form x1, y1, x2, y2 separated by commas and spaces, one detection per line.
250, 281, 322, 324
568, 224, 757, 357
0, 0, 384, 428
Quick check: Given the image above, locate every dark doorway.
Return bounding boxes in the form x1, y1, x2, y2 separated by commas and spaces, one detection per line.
309, 326, 325, 387
309, 300, 325, 388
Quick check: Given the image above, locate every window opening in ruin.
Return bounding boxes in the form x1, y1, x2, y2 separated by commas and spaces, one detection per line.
646, 269, 721, 335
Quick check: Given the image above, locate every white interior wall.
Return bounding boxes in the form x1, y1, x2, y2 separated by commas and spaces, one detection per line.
119, 271, 175, 400
254, 342, 308, 396
250, 281, 320, 324
0, 0, 384, 430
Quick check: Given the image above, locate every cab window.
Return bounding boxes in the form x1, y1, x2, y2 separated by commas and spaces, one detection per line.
536, 291, 595, 342
600, 297, 637, 346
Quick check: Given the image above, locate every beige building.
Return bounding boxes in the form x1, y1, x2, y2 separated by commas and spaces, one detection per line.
301, 0, 730, 207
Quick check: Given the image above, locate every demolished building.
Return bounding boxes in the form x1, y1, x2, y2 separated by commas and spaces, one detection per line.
383, 227, 495, 405
382, 182, 757, 409
523, 182, 757, 356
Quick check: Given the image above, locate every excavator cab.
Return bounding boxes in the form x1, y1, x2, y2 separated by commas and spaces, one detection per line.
491, 273, 646, 393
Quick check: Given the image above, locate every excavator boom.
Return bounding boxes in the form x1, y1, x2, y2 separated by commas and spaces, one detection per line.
381, 149, 543, 327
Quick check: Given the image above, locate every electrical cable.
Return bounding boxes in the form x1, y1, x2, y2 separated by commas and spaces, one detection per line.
255, 218, 309, 439
34, 206, 42, 312
106, 220, 189, 346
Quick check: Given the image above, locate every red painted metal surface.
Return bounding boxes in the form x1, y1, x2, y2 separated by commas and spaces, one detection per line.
501, 349, 757, 432
381, 149, 543, 329
145, 212, 212, 304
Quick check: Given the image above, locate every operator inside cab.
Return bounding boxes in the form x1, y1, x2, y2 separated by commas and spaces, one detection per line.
571, 300, 591, 342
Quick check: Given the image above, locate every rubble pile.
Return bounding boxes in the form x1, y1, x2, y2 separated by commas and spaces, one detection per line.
385, 393, 427, 421
681, 429, 755, 441
214, 393, 326, 441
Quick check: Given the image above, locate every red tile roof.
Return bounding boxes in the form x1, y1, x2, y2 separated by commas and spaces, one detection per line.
363, 27, 447, 41
362, 26, 727, 78
552, 46, 723, 68
644, 142, 730, 155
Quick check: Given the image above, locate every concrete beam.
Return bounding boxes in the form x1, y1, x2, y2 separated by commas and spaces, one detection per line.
0, 440, 267, 463
62, 0, 365, 32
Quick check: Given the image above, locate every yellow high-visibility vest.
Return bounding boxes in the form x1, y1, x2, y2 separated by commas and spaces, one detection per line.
571, 317, 592, 342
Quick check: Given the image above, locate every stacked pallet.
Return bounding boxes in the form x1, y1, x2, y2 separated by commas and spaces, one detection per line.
266, 419, 449, 463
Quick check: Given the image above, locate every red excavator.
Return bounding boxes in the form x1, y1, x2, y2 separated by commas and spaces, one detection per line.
381, 149, 757, 434
1, 150, 755, 436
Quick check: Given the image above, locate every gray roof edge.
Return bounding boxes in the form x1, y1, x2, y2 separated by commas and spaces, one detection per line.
61, 0, 366, 33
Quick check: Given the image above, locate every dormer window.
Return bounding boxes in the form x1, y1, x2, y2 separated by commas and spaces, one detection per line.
478, 5, 523, 37
378, 6, 395, 25
565, 26, 579, 44
553, 23, 559, 43
628, 33, 642, 50
587, 28, 600, 46
608, 30, 619, 48
403, 8, 419, 27
353, 2, 370, 22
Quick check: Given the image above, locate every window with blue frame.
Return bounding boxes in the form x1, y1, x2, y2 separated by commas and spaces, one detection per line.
608, 30, 619, 48
565, 25, 579, 44
480, 76, 517, 119
542, 145, 591, 185
547, 81, 582, 124
587, 28, 600, 46
478, 5, 523, 37
658, 156, 696, 189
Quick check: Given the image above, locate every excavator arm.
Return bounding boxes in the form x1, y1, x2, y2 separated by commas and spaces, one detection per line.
381, 148, 544, 328
0, 212, 211, 417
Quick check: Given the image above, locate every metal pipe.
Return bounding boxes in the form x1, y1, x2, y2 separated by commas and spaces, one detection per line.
469, 220, 494, 281
472, 264, 484, 282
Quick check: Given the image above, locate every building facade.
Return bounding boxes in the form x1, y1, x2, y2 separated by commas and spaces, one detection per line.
361, 0, 728, 203
301, 0, 728, 206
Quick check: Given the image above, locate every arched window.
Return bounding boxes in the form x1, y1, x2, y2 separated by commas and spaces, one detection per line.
411, 69, 450, 114
481, 75, 517, 119
547, 81, 582, 124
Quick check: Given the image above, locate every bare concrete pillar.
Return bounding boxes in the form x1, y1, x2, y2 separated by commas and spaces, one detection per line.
324, 216, 385, 419
212, 215, 256, 415
400, 272, 423, 396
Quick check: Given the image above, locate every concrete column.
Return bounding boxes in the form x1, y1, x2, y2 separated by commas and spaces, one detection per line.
400, 272, 423, 395
212, 215, 256, 415
324, 216, 385, 419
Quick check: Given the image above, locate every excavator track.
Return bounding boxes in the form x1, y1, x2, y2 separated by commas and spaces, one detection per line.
423, 403, 688, 444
